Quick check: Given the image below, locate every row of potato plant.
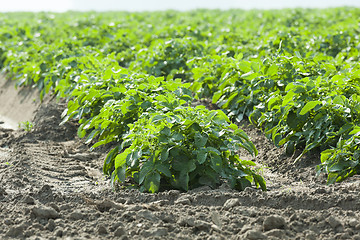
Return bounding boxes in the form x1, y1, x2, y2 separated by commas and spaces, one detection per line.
1, 8, 360, 185
59, 65, 265, 192
0, 14, 266, 192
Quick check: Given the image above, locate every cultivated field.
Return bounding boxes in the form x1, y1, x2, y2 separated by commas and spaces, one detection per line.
1, 8, 360, 239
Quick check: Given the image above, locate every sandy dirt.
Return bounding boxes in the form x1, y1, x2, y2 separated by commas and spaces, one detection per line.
0, 76, 40, 130
1, 78, 360, 240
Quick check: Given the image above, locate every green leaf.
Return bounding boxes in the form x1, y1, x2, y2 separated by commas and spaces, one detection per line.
349, 126, 360, 136
144, 171, 161, 193
195, 132, 208, 148
156, 163, 172, 178
213, 110, 230, 123
282, 91, 295, 107
207, 147, 221, 155
115, 165, 126, 183
152, 114, 167, 123
210, 153, 222, 172
235, 178, 252, 191
173, 158, 196, 173
327, 172, 339, 184
91, 138, 113, 150
293, 85, 306, 94
212, 91, 222, 104
320, 149, 334, 163
85, 129, 98, 144
77, 125, 87, 138
285, 141, 295, 156
115, 149, 130, 169
197, 148, 208, 164
141, 100, 152, 110
253, 174, 267, 191
238, 61, 252, 73
160, 126, 171, 136
267, 64, 278, 76
160, 148, 170, 161
177, 172, 190, 191
189, 122, 202, 132
229, 124, 238, 130
105, 146, 118, 166
171, 132, 185, 142
139, 160, 154, 185
328, 161, 348, 172
127, 148, 142, 168
299, 101, 322, 115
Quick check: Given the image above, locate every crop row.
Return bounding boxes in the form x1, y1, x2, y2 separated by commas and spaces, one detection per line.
0, 11, 267, 192
1, 8, 360, 188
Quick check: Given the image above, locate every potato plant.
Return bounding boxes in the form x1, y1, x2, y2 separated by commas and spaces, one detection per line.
107, 106, 265, 193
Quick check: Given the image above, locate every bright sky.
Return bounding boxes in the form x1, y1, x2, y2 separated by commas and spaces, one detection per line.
1, 0, 360, 12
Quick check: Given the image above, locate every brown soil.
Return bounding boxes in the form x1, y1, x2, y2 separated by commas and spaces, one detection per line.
1, 77, 360, 240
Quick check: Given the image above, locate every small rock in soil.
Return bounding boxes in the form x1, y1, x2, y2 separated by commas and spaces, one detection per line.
32, 205, 60, 219
263, 215, 286, 231
110, 222, 125, 232
137, 209, 157, 221
114, 227, 127, 237
348, 218, 357, 227
5, 225, 24, 238
97, 224, 108, 235
304, 230, 317, 240
240, 224, 253, 234
243, 229, 267, 240
96, 199, 123, 212
356, 224, 360, 230
178, 216, 196, 227
55, 229, 63, 237
69, 210, 86, 220
211, 211, 222, 228
314, 187, 327, 194
22, 195, 35, 205
157, 212, 176, 223
49, 203, 60, 212
194, 220, 212, 231
223, 198, 240, 209
174, 195, 192, 205
38, 184, 53, 195
326, 216, 343, 229
150, 227, 168, 237
46, 219, 56, 232
211, 224, 222, 232
150, 199, 170, 206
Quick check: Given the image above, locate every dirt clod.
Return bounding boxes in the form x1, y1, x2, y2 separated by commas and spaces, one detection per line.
46, 219, 56, 232
326, 216, 343, 229
32, 205, 60, 219
23, 195, 35, 204
69, 210, 86, 220
97, 224, 108, 235
114, 227, 127, 237
223, 198, 240, 209
263, 215, 286, 231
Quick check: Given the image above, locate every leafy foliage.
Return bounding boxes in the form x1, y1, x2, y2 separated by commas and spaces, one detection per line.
1, 8, 360, 187
108, 107, 263, 193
